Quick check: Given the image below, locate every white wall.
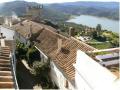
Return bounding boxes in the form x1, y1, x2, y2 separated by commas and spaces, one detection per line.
35, 46, 75, 90
50, 61, 75, 90
74, 50, 117, 90
0, 26, 15, 40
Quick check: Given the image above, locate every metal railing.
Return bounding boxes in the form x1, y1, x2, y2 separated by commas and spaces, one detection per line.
10, 52, 19, 89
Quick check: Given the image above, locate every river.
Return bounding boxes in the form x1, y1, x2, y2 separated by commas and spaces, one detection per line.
67, 15, 119, 33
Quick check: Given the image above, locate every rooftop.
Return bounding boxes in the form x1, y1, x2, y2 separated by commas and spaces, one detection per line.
13, 20, 57, 38
86, 48, 120, 78
13, 20, 96, 81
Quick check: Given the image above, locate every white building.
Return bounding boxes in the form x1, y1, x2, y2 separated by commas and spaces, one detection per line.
74, 50, 119, 90
13, 20, 120, 90
0, 26, 15, 40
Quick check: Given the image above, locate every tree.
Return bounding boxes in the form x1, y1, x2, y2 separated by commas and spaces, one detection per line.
26, 46, 40, 66
96, 24, 102, 36
15, 40, 28, 60
110, 38, 119, 47
92, 31, 97, 39
31, 61, 50, 76
96, 24, 102, 31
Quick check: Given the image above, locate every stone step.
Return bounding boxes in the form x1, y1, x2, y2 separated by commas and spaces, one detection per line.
0, 76, 13, 82
0, 49, 10, 52
0, 56, 10, 60
0, 71, 11, 76
1, 47, 10, 50
0, 82, 14, 88
0, 53, 10, 57
0, 59, 10, 63
0, 52, 10, 55
0, 62, 10, 65
0, 63, 10, 67
0, 67, 11, 71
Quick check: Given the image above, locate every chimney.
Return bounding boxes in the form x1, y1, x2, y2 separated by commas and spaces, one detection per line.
4, 17, 8, 25
0, 33, 6, 47
57, 38, 62, 53
69, 27, 75, 37
9, 19, 12, 27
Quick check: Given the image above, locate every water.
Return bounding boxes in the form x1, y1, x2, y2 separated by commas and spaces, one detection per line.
67, 15, 119, 33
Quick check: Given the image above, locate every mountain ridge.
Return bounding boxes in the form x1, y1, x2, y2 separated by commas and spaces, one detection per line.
0, 1, 119, 21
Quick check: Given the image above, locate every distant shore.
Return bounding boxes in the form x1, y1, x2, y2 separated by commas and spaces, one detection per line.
67, 15, 119, 33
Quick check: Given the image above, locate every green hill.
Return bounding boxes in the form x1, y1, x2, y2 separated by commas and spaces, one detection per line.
0, 1, 119, 22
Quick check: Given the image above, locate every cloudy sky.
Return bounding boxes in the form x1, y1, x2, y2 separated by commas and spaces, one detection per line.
0, 0, 119, 3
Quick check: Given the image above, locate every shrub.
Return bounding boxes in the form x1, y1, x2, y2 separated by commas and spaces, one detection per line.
26, 47, 40, 66
15, 40, 28, 60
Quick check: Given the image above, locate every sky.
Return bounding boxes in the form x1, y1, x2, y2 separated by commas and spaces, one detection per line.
0, 0, 119, 4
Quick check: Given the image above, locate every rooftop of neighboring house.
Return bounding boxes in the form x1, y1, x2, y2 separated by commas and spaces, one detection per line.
12, 20, 57, 38
0, 46, 15, 89
86, 48, 120, 78
13, 20, 96, 82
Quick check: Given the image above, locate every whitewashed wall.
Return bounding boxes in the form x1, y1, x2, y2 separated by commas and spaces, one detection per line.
50, 61, 75, 90
0, 26, 15, 40
74, 50, 117, 90
35, 48, 75, 90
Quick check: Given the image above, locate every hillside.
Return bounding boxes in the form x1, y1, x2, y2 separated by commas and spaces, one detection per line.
0, 1, 70, 22
46, 1, 119, 20
0, 1, 119, 21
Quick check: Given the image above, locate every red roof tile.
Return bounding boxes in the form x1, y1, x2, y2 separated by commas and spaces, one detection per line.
13, 20, 96, 81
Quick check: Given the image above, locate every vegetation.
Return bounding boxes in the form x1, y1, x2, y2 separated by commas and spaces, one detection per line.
89, 27, 119, 49
16, 40, 40, 66
46, 2, 119, 20
86, 51, 111, 58
0, 1, 118, 21
16, 40, 58, 89
30, 60, 58, 89
54, 22, 119, 49
15, 40, 28, 60
96, 24, 102, 36
89, 42, 112, 49
26, 46, 40, 66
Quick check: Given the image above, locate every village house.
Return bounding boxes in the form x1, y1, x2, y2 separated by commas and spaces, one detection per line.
12, 20, 120, 90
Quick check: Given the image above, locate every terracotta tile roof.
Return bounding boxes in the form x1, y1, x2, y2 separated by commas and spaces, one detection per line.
34, 29, 96, 81
0, 46, 15, 89
13, 20, 56, 38
13, 20, 96, 81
